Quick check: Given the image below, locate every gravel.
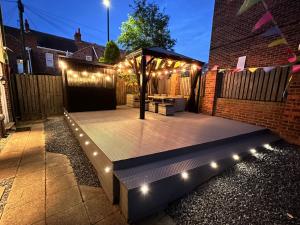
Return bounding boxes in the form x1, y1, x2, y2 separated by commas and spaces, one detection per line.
0, 178, 13, 216
166, 141, 300, 225
44, 117, 100, 187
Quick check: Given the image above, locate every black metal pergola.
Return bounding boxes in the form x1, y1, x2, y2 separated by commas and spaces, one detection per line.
116, 47, 204, 119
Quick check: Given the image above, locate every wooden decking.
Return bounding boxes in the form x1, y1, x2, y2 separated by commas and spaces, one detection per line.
69, 106, 264, 162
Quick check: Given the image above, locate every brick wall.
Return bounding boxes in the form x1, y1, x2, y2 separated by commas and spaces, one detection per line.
209, 0, 300, 69
201, 70, 300, 145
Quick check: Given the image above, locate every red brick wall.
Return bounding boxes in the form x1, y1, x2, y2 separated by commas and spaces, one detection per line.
201, 71, 300, 145
209, 0, 300, 69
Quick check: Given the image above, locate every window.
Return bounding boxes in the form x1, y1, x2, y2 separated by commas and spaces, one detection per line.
45, 53, 54, 67
17, 59, 24, 74
86, 55, 92, 61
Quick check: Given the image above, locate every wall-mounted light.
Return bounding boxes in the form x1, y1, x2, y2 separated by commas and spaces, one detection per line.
232, 154, 240, 161
249, 148, 257, 155
210, 161, 218, 169
140, 184, 149, 195
181, 171, 189, 180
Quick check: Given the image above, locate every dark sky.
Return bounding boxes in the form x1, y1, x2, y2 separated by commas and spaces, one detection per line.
1, 0, 215, 62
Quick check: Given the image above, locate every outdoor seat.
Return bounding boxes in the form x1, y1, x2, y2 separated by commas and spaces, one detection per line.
158, 103, 175, 116
149, 101, 159, 113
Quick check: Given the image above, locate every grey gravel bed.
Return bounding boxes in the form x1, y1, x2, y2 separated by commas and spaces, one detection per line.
44, 117, 100, 187
166, 141, 300, 225
0, 178, 13, 217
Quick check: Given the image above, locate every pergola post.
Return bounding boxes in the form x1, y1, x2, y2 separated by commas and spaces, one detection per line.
140, 54, 147, 119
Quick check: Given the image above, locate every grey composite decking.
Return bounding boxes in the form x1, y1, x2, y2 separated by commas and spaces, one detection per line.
69, 106, 265, 163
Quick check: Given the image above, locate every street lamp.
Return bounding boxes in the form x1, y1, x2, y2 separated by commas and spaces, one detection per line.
103, 0, 110, 42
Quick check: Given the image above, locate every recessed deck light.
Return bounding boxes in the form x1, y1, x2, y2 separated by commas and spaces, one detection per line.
210, 161, 218, 169
104, 167, 111, 173
79, 133, 84, 137
93, 151, 98, 156
140, 184, 149, 195
250, 148, 257, 155
72, 123, 75, 126
181, 171, 189, 180
232, 154, 240, 161
85, 141, 90, 146
75, 128, 79, 131
263, 144, 273, 150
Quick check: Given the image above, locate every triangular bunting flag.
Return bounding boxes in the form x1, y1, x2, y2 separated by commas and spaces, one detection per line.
248, 67, 258, 73
288, 54, 297, 63
292, 65, 300, 73
174, 61, 181, 68
263, 66, 275, 72
155, 58, 162, 70
238, 0, 261, 15
212, 65, 219, 71
268, 38, 288, 47
261, 26, 281, 37
218, 69, 226, 73
253, 12, 273, 31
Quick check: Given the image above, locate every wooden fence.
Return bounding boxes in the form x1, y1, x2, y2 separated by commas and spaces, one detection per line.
219, 66, 290, 102
15, 74, 63, 120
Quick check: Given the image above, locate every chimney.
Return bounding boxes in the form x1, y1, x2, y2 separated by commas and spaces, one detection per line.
74, 28, 82, 42
25, 19, 30, 33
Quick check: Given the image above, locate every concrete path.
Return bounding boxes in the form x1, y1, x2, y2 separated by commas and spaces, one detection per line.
0, 123, 127, 225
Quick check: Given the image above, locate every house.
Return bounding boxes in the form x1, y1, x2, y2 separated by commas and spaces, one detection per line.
4, 20, 106, 75
209, 0, 300, 69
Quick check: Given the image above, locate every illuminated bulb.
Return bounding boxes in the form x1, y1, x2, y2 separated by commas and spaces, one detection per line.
167, 60, 173, 65
67, 69, 73, 74
182, 68, 186, 73
125, 60, 130, 66
192, 64, 198, 70
73, 74, 78, 78
140, 184, 149, 195
93, 151, 98, 156
127, 69, 132, 74
82, 71, 88, 76
232, 154, 240, 161
72, 123, 75, 126
103, 0, 110, 8
117, 68, 121, 73
173, 69, 177, 73
181, 171, 189, 180
250, 148, 257, 155
146, 72, 149, 75
104, 166, 111, 173
65, 114, 67, 117
210, 161, 218, 169
96, 72, 103, 77
75, 128, 79, 131
67, 116, 70, 119
263, 144, 273, 150
79, 133, 84, 137
85, 141, 90, 146
158, 72, 162, 75
164, 70, 168, 75
105, 76, 111, 81
91, 75, 96, 79
59, 60, 67, 69
152, 72, 156, 76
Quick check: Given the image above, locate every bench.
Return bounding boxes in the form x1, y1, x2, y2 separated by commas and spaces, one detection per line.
158, 103, 175, 116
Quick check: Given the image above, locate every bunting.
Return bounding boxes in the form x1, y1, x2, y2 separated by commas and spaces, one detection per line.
261, 26, 281, 37
248, 67, 258, 73
288, 55, 297, 63
212, 65, 219, 71
253, 12, 273, 31
237, 0, 262, 15
268, 38, 288, 47
263, 66, 275, 73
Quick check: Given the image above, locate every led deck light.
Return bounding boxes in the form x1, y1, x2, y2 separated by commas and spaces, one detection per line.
72, 123, 75, 126
232, 154, 240, 161
263, 144, 273, 150
93, 151, 98, 156
181, 171, 189, 180
79, 133, 84, 137
85, 141, 90, 146
140, 184, 149, 195
104, 166, 111, 173
75, 128, 79, 131
250, 148, 257, 155
210, 161, 218, 169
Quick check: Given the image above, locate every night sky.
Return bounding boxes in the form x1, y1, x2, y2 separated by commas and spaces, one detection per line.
1, 0, 215, 62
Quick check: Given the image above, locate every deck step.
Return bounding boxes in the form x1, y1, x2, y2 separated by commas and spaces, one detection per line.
114, 131, 280, 222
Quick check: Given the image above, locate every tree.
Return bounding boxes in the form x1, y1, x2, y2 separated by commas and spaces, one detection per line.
99, 41, 120, 64
118, 0, 176, 51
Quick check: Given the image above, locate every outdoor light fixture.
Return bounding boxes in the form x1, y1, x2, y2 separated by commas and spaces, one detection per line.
250, 148, 257, 155
104, 166, 111, 173
232, 154, 240, 161
140, 184, 149, 195
91, 75, 96, 80
67, 69, 73, 74
103, 0, 110, 8
210, 161, 218, 169
181, 171, 189, 180
105, 76, 111, 81
73, 74, 78, 78
93, 151, 98, 156
82, 71, 88, 76
79, 133, 84, 137
263, 144, 273, 150
75, 128, 79, 131
85, 141, 90, 146
72, 123, 75, 126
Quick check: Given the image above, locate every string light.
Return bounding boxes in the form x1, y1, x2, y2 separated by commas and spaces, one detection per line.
140, 184, 149, 195
82, 71, 88, 76
91, 75, 96, 79
67, 70, 73, 74
73, 74, 78, 78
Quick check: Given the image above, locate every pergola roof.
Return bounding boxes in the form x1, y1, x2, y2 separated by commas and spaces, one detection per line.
126, 47, 204, 66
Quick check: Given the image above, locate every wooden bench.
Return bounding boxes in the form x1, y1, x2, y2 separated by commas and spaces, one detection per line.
158, 103, 175, 116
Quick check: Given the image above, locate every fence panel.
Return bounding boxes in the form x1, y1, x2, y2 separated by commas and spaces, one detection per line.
220, 66, 290, 102
15, 74, 63, 120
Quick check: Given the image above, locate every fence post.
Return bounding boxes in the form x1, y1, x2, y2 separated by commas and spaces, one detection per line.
212, 72, 224, 116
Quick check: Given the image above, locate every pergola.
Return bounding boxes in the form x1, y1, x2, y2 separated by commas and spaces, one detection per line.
116, 47, 204, 119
